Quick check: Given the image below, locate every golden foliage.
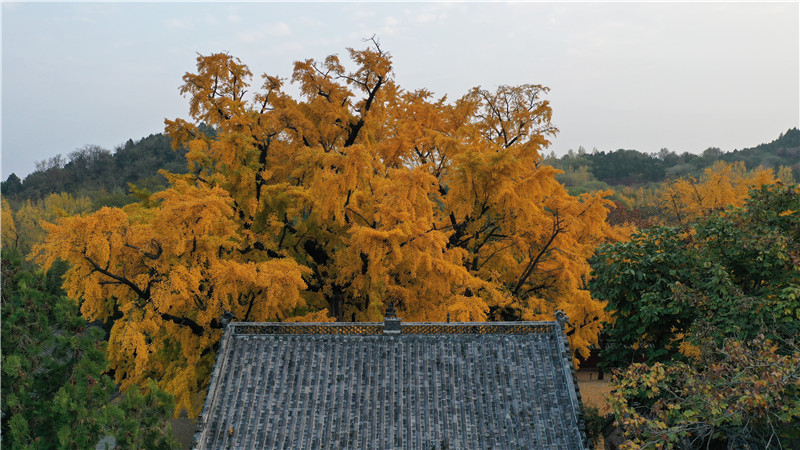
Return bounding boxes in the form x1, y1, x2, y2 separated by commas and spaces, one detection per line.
1, 198, 17, 248
33, 183, 309, 416
8, 193, 93, 254
37, 42, 623, 414
660, 161, 777, 225
776, 165, 795, 184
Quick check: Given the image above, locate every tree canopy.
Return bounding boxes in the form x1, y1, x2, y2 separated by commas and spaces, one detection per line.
34, 42, 624, 415
592, 183, 800, 448
659, 161, 777, 225
2, 132, 192, 207
545, 127, 798, 194
1, 249, 178, 449
592, 183, 800, 369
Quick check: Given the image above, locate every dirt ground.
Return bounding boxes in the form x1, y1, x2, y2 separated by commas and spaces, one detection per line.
576, 369, 613, 414
576, 369, 614, 448
169, 416, 196, 449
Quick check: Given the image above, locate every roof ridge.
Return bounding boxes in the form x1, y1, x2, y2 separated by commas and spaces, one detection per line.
229, 321, 558, 336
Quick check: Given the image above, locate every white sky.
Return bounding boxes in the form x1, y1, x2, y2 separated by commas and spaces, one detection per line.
2, 2, 798, 179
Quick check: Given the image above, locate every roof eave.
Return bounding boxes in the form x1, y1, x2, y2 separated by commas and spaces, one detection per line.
192, 324, 235, 450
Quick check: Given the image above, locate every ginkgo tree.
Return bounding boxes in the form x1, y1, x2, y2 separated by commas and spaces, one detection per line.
659, 160, 776, 225
34, 40, 625, 415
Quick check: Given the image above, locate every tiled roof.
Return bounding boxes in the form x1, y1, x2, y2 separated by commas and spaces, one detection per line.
193, 318, 588, 449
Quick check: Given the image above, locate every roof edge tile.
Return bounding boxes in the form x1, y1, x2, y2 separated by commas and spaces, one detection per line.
191, 324, 235, 449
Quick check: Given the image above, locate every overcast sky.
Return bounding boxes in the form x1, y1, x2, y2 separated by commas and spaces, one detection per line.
2, 2, 798, 179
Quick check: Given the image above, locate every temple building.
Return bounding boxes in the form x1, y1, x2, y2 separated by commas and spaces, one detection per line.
192, 308, 588, 449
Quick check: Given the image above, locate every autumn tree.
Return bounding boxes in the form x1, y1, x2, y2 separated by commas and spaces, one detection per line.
2, 198, 18, 248
34, 183, 311, 416
35, 41, 624, 415
610, 336, 800, 449
9, 192, 94, 255
660, 160, 776, 225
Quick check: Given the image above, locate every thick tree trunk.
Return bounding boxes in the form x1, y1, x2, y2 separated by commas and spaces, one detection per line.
329, 284, 346, 322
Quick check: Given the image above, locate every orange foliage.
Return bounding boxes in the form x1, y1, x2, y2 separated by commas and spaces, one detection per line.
8, 193, 93, 254
35, 42, 624, 415
1, 198, 16, 249
660, 161, 777, 225
33, 183, 309, 415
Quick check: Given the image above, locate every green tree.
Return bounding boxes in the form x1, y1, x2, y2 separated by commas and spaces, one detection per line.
0, 248, 178, 449
587, 149, 667, 185
1, 173, 23, 196
610, 336, 800, 449
3, 132, 191, 207
593, 184, 800, 448
590, 226, 705, 368
591, 183, 800, 369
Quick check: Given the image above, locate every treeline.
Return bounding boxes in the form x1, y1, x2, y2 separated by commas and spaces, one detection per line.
2, 133, 190, 255
546, 127, 799, 193
0, 127, 215, 207
3, 126, 795, 254
4, 126, 796, 209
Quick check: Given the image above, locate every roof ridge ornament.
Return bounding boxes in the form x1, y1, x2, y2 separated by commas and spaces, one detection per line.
220, 311, 237, 329
385, 301, 397, 319
554, 310, 569, 329
383, 301, 401, 334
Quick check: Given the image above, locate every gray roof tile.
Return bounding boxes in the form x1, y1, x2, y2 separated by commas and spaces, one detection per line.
193, 321, 588, 449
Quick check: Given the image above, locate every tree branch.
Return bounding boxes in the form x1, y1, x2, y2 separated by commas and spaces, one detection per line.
512, 213, 564, 296
84, 254, 148, 300
159, 312, 206, 336
123, 239, 162, 260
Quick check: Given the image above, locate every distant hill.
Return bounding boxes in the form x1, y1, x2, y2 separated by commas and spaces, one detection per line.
1, 129, 203, 207
546, 128, 799, 193
721, 127, 800, 171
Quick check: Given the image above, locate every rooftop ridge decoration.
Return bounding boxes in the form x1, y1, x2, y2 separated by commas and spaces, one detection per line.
231, 321, 557, 335
383, 301, 401, 334
384, 300, 398, 318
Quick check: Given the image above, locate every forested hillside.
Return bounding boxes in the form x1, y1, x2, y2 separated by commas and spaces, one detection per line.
1, 130, 202, 207
546, 127, 799, 194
